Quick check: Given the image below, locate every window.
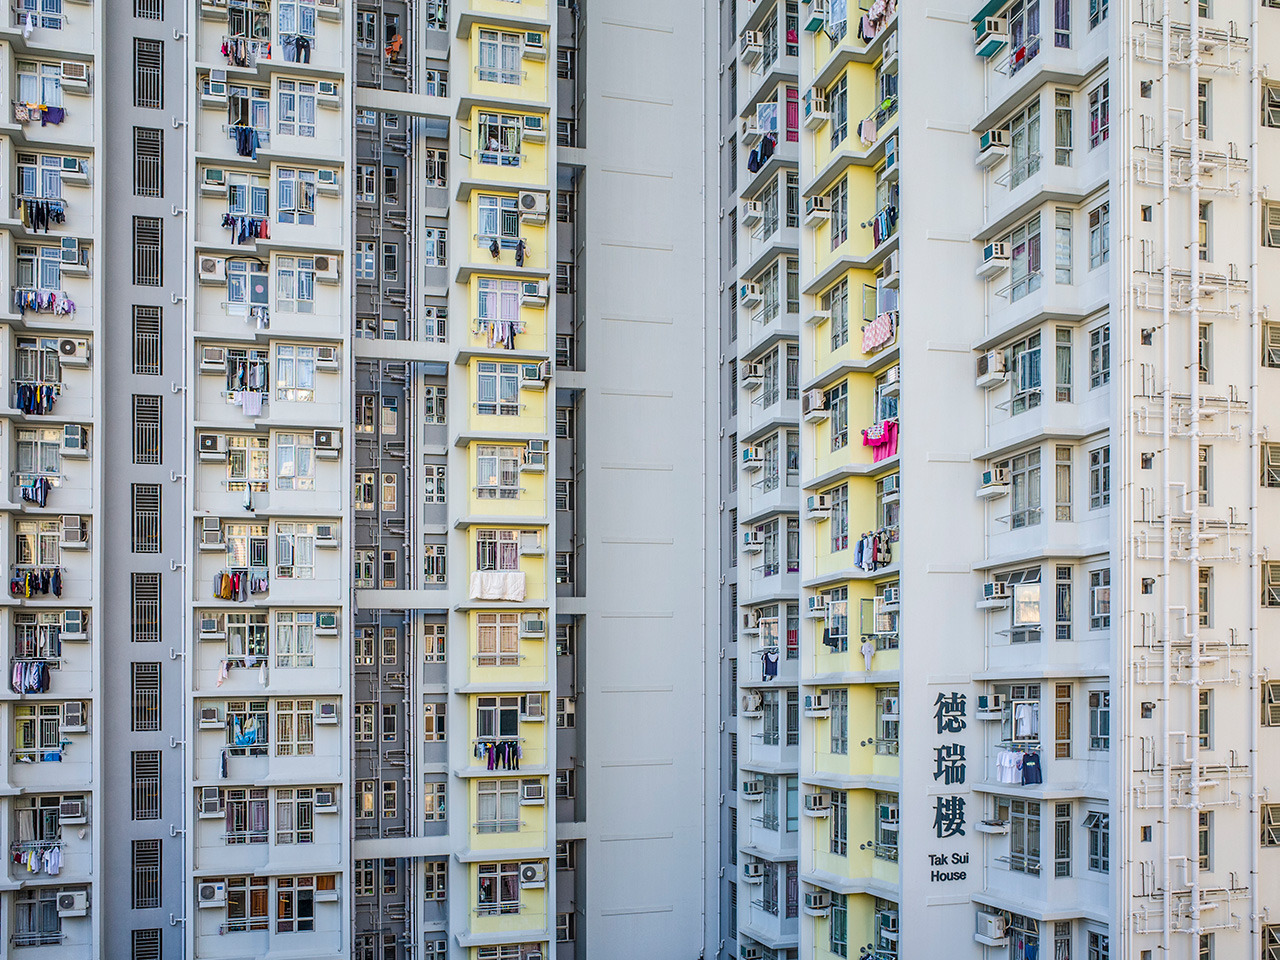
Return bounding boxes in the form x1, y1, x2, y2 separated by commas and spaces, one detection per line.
830, 483, 849, 551
1009, 99, 1041, 187
277, 80, 316, 138
424, 702, 446, 741
478, 862, 521, 915
874, 791, 898, 860
275, 611, 314, 669
424, 780, 446, 822
1055, 684, 1072, 758
826, 380, 848, 450
1089, 0, 1107, 25
1054, 447, 1073, 522
277, 168, 316, 225
1089, 324, 1111, 386
132, 573, 161, 641
1198, 565, 1213, 626
354, 241, 375, 281
1007, 568, 1043, 644
134, 39, 163, 109
1054, 564, 1073, 640
132, 484, 161, 553
477, 445, 521, 499
1088, 82, 1109, 145
1199, 689, 1213, 748
1089, 568, 1111, 629
1054, 209, 1073, 284
131, 395, 162, 465
1198, 201, 1211, 261
15, 518, 60, 567
133, 306, 162, 375
829, 176, 848, 249
825, 278, 850, 350
276, 259, 315, 313
1055, 90, 1073, 164
478, 29, 523, 84
1009, 214, 1042, 301
275, 699, 314, 756
1198, 810, 1213, 870
477, 779, 520, 833
424, 861, 446, 901
1089, 446, 1110, 508
382, 243, 399, 281
876, 687, 900, 753
477, 613, 520, 667
477, 112, 523, 164
1085, 811, 1109, 871
828, 75, 848, 148
275, 523, 316, 579
1054, 802, 1072, 877
1006, 797, 1042, 874
132, 839, 162, 908
133, 217, 162, 286
556, 479, 574, 511
131, 665, 161, 732
1088, 691, 1110, 748
132, 751, 160, 819
1008, 448, 1042, 529
830, 892, 848, 957
276, 876, 329, 933
132, 929, 161, 960
134, 128, 163, 197
278, 0, 316, 37
423, 543, 447, 584
1198, 79, 1211, 138
556, 768, 576, 799
1198, 323, 1213, 384
275, 433, 315, 491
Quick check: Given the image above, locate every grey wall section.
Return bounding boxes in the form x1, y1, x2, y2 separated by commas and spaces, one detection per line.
577, 0, 717, 955
101, 6, 188, 958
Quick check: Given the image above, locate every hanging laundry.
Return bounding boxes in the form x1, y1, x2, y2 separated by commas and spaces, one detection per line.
762, 648, 779, 680
40, 106, 65, 126
861, 418, 899, 462
861, 311, 896, 353
231, 126, 260, 159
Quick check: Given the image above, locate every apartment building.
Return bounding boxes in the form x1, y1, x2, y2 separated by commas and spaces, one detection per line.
0, 0, 721, 959
719, 0, 1276, 958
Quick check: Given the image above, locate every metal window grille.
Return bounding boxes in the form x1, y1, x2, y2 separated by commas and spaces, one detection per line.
133, 217, 162, 285
131, 662, 161, 731
131, 839, 161, 908
133, 128, 163, 197
131, 484, 161, 553
134, 0, 163, 18
132, 928, 162, 960
133, 306, 161, 375
134, 39, 164, 109
131, 573, 161, 641
132, 751, 160, 819
132, 395, 161, 464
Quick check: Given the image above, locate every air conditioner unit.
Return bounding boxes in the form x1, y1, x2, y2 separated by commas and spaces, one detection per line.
60, 61, 89, 92
741, 692, 763, 715
741, 445, 763, 470
199, 615, 225, 640
741, 779, 765, 798
881, 697, 900, 719
314, 429, 341, 457
978, 241, 1011, 278
807, 594, 827, 616
519, 530, 544, 556
741, 945, 764, 960
60, 514, 87, 547
520, 616, 547, 638
199, 345, 227, 372
741, 528, 764, 553
61, 609, 87, 638
521, 693, 545, 721
977, 128, 1012, 167
741, 117, 763, 144
200, 0, 228, 16
879, 909, 900, 933
59, 798, 87, 824
316, 168, 340, 195
519, 862, 547, 888
976, 911, 1009, 944
196, 786, 221, 818
975, 17, 1010, 58
807, 493, 831, 519
878, 800, 900, 827
804, 0, 830, 30
316, 0, 340, 17
976, 350, 1008, 388
741, 200, 763, 225
983, 580, 1010, 601
521, 279, 549, 307
740, 29, 763, 62
523, 440, 547, 471
522, 114, 548, 142
803, 92, 830, 129
523, 30, 548, 60
313, 254, 340, 284
315, 523, 339, 547
61, 701, 87, 732
62, 424, 88, 456
316, 80, 340, 107
804, 890, 832, 913
741, 361, 765, 387
521, 359, 552, 388
199, 256, 227, 285
802, 388, 829, 421
741, 862, 764, 883
739, 281, 762, 307
316, 611, 338, 635
882, 473, 901, 501
519, 191, 549, 223
315, 346, 339, 369
57, 891, 88, 917
60, 237, 88, 275
977, 694, 1006, 717
804, 193, 832, 225
804, 694, 830, 715
880, 586, 901, 608
804, 791, 832, 812
521, 780, 546, 804
317, 701, 339, 724
200, 706, 223, 729
199, 519, 225, 547
54, 338, 89, 368
198, 881, 227, 908
314, 789, 337, 810
198, 434, 227, 462
980, 466, 1011, 490
202, 71, 228, 107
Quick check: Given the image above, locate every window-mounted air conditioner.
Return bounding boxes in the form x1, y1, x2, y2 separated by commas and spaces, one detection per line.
521, 279, 549, 307
317, 702, 339, 724
975, 17, 1009, 59
200, 706, 223, 729
977, 241, 1011, 279
978, 128, 1012, 167
60, 155, 88, 185
61, 609, 87, 639
523, 31, 548, 60
802, 388, 829, 421
739, 281, 763, 306
199, 516, 224, 549
976, 350, 1008, 388
742, 199, 763, 225
983, 580, 1010, 601
60, 61, 89, 93
59, 798, 87, 824
316, 611, 338, 635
